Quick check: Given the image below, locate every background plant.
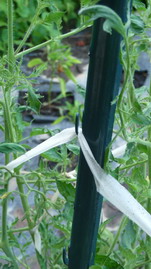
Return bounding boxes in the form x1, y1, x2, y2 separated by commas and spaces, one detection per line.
0, 0, 82, 55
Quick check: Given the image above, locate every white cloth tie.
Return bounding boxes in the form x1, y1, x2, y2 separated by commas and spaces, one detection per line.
6, 127, 151, 237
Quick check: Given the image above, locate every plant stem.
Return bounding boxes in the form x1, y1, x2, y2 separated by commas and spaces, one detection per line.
130, 138, 151, 148
16, 257, 30, 269
2, 240, 19, 268
1, 3, 18, 258
119, 159, 147, 171
1, 195, 18, 268
2, 189, 9, 244
3, 2, 33, 257
3, 92, 16, 141
117, 36, 130, 141
15, 23, 35, 54
17, 179, 34, 229
7, 0, 15, 71
15, 6, 41, 54
135, 259, 151, 268
145, 81, 151, 269
107, 216, 127, 255
14, 172, 47, 268
1, 111, 19, 268
3, 88, 35, 266
1, 128, 19, 268
117, 36, 130, 108
54, 251, 62, 264
8, 227, 30, 233
15, 24, 89, 59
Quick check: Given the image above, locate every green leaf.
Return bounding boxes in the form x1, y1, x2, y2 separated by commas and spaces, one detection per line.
51, 238, 65, 249
41, 148, 63, 163
0, 262, 14, 269
0, 125, 4, 132
27, 87, 41, 113
141, 189, 151, 199
137, 143, 148, 154
0, 21, 7, 27
76, 84, 86, 98
79, 5, 125, 37
59, 78, 66, 97
1, 0, 7, 14
30, 128, 50, 137
0, 192, 11, 200
37, 0, 51, 10
2, 265, 14, 269
95, 255, 123, 269
57, 181, 75, 203
28, 63, 47, 78
99, 217, 115, 233
68, 56, 81, 64
43, 11, 64, 25
140, 240, 151, 258
119, 247, 136, 266
124, 142, 137, 158
63, 202, 74, 221
0, 180, 5, 186
131, 166, 147, 188
133, 0, 146, 10
52, 116, 66, 125
103, 19, 113, 34
53, 223, 70, 237
13, 105, 30, 141
27, 58, 44, 68
81, 0, 99, 7
97, 228, 114, 255
67, 144, 80, 155
63, 66, 77, 83
16, 5, 30, 18
34, 228, 42, 254
0, 189, 7, 196
130, 14, 145, 34
0, 143, 25, 154
131, 112, 151, 126
0, 256, 11, 262
121, 220, 136, 249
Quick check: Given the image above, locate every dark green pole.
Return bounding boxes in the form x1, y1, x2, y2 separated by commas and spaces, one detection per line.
68, 1, 128, 268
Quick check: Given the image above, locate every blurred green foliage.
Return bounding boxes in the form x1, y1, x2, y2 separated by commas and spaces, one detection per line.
0, 0, 80, 54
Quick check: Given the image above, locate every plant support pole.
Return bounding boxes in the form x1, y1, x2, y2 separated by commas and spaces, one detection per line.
68, 1, 128, 268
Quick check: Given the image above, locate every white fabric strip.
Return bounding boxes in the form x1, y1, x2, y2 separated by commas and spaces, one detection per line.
5, 127, 151, 236
7, 127, 77, 171
78, 130, 151, 237
112, 143, 127, 158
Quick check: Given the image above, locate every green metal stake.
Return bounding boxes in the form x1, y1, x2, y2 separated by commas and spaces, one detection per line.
67, 1, 128, 268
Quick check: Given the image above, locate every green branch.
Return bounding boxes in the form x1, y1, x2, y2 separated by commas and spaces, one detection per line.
119, 159, 148, 171
7, 0, 15, 71
1, 4, 18, 266
117, 36, 130, 140
145, 81, 151, 269
107, 216, 127, 256
130, 138, 151, 148
15, 5, 42, 54
15, 24, 90, 59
